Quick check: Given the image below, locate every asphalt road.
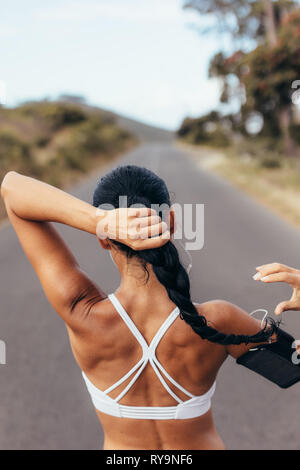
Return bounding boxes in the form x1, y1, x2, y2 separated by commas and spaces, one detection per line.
1, 137, 300, 450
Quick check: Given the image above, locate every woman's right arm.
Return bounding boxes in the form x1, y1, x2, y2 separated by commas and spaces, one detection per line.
0, 172, 169, 329
1, 171, 169, 247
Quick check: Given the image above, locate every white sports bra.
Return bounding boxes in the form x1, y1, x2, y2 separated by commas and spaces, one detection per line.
81, 293, 216, 420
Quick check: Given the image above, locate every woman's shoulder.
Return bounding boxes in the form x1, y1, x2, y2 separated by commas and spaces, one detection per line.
193, 299, 257, 337
194, 299, 239, 321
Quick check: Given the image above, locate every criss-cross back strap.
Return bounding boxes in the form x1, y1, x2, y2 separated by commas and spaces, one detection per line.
148, 307, 195, 402
107, 293, 196, 403
108, 294, 149, 353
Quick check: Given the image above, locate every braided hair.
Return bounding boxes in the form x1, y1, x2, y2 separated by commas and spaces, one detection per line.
93, 165, 277, 346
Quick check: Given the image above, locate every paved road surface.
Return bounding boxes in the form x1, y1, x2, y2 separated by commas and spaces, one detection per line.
1, 139, 300, 449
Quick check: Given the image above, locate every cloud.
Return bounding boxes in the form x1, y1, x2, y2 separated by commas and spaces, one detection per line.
0, 25, 19, 38
34, 0, 193, 25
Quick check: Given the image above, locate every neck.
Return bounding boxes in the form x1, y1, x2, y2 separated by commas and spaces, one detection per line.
110, 249, 173, 312
112, 258, 178, 326
119, 263, 163, 291
115, 258, 168, 304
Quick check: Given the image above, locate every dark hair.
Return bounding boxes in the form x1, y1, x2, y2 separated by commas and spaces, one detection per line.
93, 165, 277, 346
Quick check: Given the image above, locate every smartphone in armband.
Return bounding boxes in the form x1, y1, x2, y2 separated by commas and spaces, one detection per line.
236, 328, 300, 388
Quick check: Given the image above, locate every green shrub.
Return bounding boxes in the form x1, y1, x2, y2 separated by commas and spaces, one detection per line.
290, 124, 300, 145
35, 136, 51, 148
65, 118, 130, 157
56, 144, 88, 172
259, 156, 282, 169
18, 101, 87, 130
177, 112, 230, 147
97, 125, 130, 152
0, 131, 30, 169
0, 130, 44, 178
69, 119, 106, 154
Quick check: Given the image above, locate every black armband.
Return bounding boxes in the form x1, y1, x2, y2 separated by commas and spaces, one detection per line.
236, 328, 300, 388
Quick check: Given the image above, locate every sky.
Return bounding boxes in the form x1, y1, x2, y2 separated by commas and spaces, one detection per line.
1, 0, 226, 130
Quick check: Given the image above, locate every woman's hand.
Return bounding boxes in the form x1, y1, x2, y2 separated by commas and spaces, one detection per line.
253, 263, 300, 315
96, 207, 170, 250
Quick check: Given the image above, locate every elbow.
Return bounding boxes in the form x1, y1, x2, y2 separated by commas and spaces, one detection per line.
1, 171, 19, 201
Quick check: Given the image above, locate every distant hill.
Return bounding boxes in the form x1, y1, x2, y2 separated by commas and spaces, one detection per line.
0, 98, 174, 220
58, 97, 174, 142
109, 112, 174, 143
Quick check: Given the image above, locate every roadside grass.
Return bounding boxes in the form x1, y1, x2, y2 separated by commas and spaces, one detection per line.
179, 140, 300, 230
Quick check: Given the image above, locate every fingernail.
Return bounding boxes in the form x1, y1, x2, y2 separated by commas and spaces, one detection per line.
261, 276, 268, 281
253, 273, 261, 280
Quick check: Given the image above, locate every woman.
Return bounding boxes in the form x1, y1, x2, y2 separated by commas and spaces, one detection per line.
0, 166, 285, 450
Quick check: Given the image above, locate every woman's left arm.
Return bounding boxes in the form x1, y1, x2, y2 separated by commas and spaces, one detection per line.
1, 171, 168, 329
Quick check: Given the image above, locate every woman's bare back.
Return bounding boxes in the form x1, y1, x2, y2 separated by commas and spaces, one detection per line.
67, 293, 231, 449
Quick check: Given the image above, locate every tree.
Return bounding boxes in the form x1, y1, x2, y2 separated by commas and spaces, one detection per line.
242, 10, 300, 153
184, 0, 294, 41
184, 0, 300, 154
